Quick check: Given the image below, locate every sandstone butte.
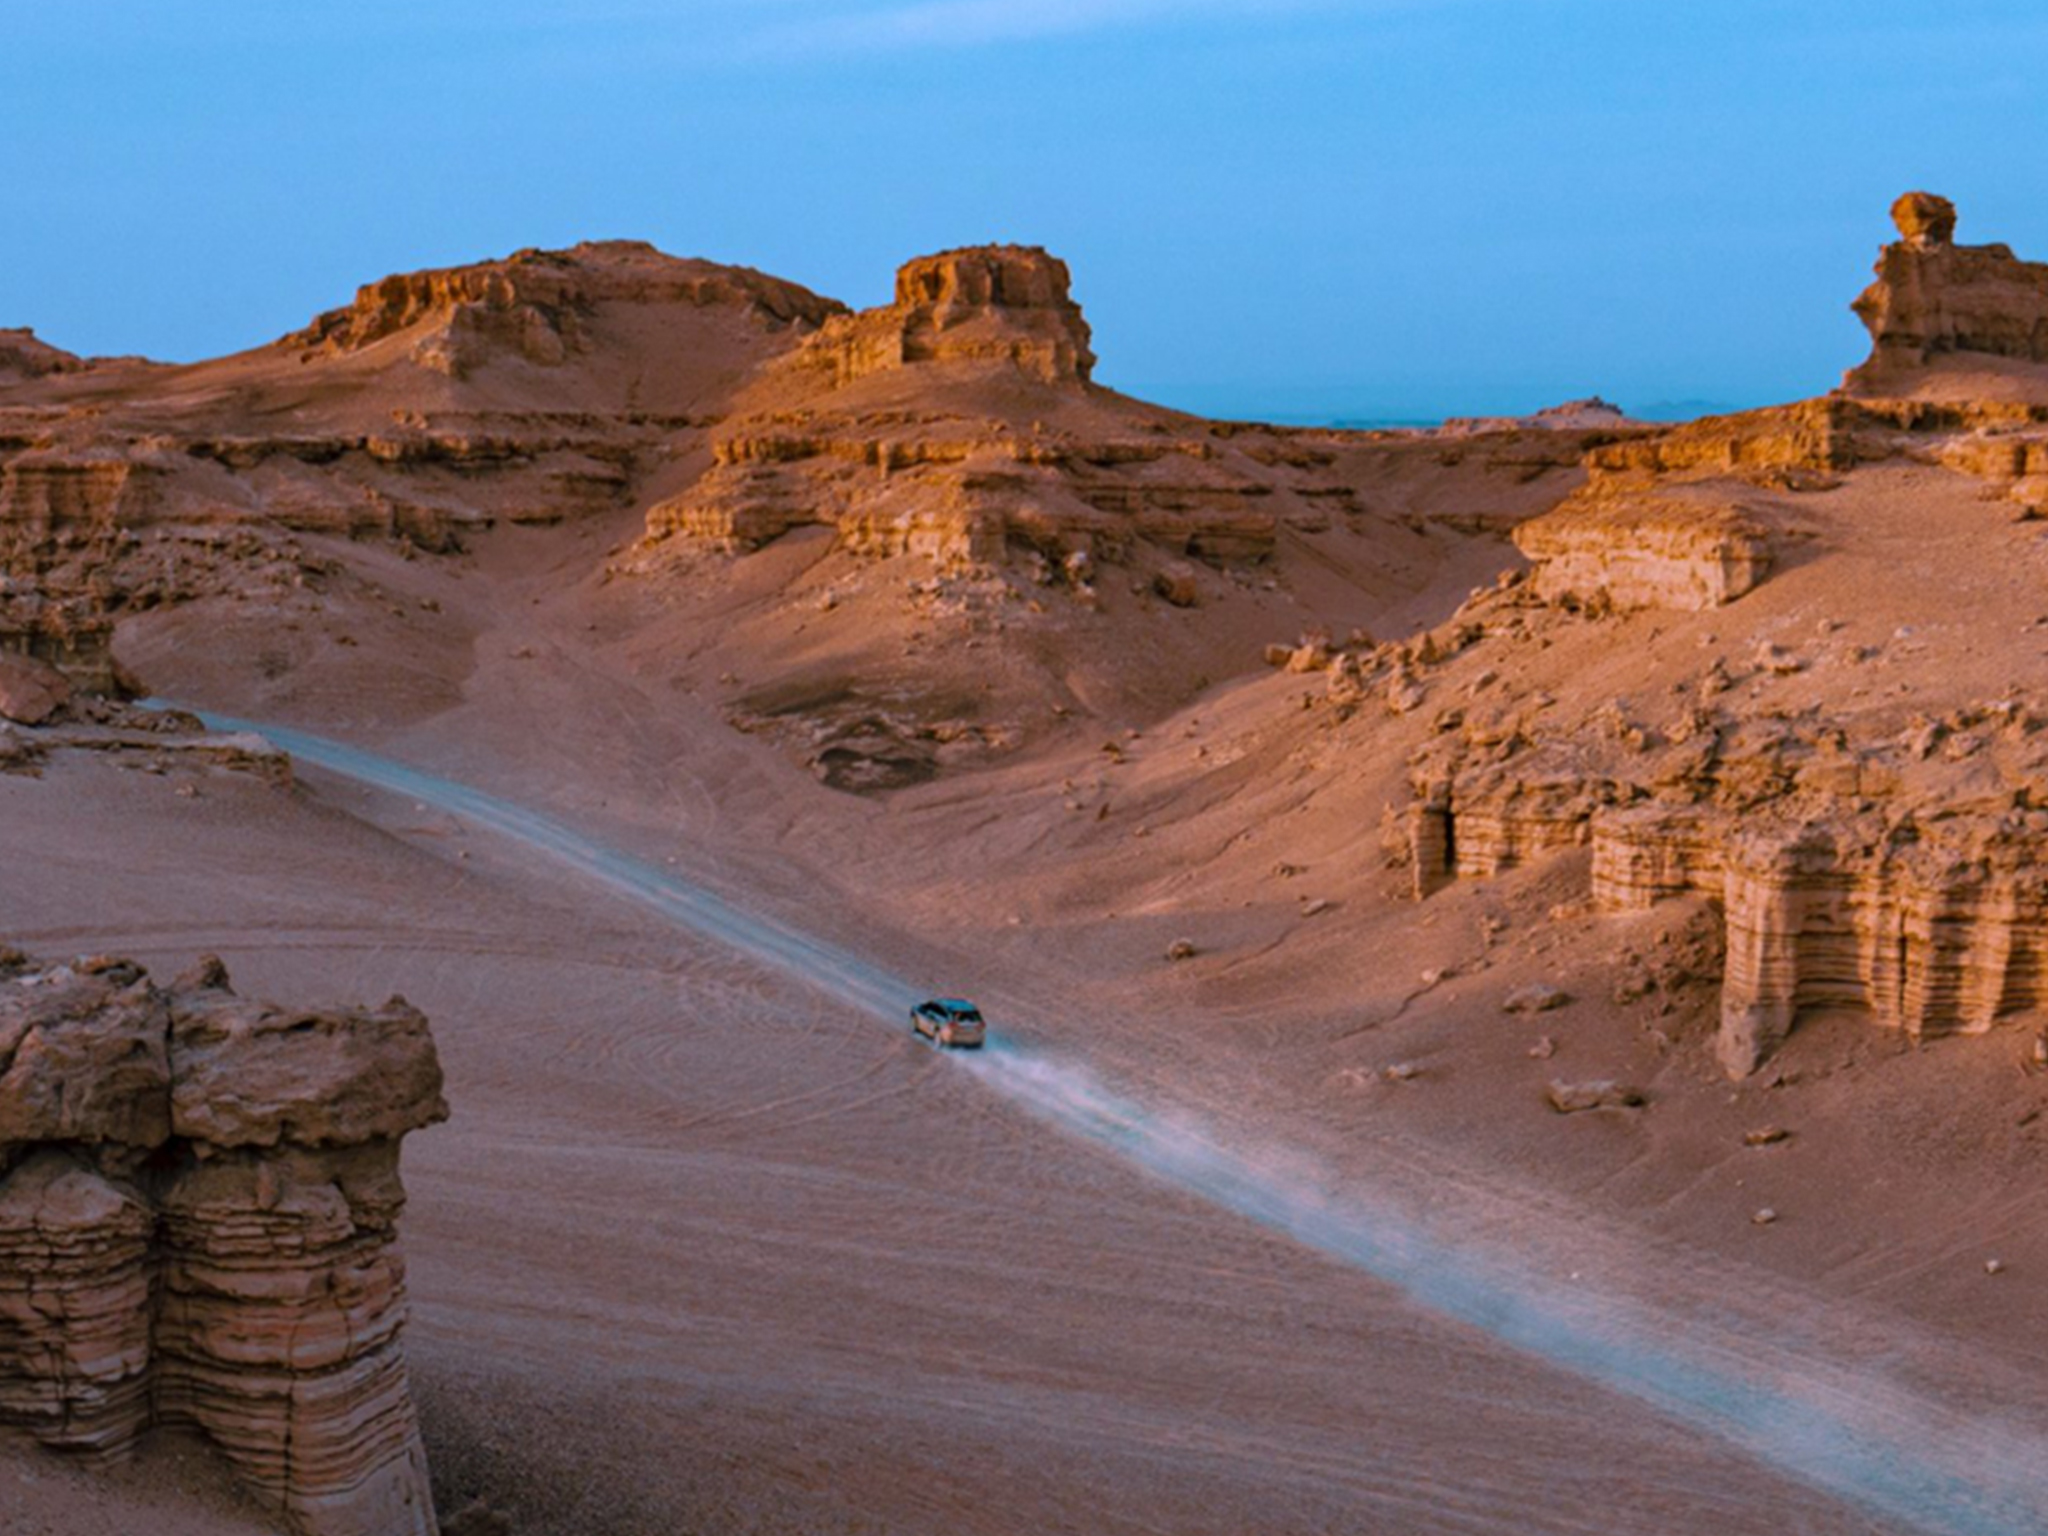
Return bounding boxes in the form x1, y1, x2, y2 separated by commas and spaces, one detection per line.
0, 949, 447, 1536
8, 191, 2048, 1525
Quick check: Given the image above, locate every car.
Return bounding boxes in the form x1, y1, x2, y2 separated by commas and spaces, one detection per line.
911, 998, 987, 1049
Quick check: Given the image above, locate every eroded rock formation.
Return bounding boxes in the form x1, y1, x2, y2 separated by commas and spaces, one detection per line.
1393, 541, 2048, 1076
0, 950, 446, 1536
1512, 482, 1775, 612
1844, 191, 2048, 394
293, 240, 845, 377
801, 245, 1095, 387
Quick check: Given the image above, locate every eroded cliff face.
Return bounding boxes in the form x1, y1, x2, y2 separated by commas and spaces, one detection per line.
1390, 573, 2048, 1077
0, 950, 447, 1536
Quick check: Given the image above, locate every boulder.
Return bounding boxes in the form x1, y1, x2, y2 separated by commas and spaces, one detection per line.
0, 653, 73, 725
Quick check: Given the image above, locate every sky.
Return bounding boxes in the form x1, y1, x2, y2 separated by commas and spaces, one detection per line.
5, 0, 2046, 421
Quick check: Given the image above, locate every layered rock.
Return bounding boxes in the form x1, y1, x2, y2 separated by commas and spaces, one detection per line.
801, 246, 1095, 387
0, 950, 446, 1536
1844, 192, 2048, 393
1716, 815, 2048, 1076
293, 240, 844, 376
0, 454, 162, 690
1512, 483, 1775, 612
643, 417, 1289, 569
1394, 532, 2048, 1078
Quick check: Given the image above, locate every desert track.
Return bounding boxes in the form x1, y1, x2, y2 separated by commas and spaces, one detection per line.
135, 712, 2047, 1536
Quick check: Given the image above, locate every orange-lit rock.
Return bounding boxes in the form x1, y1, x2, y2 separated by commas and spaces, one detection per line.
0, 950, 445, 1536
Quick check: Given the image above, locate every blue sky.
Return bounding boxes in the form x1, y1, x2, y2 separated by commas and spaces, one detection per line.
5, 1, 2045, 420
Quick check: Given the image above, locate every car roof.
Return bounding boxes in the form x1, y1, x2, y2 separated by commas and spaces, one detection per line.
933, 998, 979, 1011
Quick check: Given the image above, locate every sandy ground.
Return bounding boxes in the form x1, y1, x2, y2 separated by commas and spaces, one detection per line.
0, 737, 1989, 1535
11, 460, 2048, 1532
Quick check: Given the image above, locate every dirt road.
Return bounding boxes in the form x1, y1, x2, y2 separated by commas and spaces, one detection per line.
68, 713, 2023, 1536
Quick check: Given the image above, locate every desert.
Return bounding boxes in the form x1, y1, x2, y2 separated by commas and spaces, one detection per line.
9, 10, 2048, 1536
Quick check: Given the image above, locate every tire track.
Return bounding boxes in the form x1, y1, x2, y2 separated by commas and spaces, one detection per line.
199, 709, 2048, 1536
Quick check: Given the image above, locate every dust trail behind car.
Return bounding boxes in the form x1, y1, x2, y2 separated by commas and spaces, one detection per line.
199, 710, 2048, 1536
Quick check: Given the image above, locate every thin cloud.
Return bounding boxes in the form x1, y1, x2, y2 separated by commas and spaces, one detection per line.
740, 0, 1354, 56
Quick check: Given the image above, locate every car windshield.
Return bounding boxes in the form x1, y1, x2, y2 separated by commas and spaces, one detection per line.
949, 1008, 982, 1023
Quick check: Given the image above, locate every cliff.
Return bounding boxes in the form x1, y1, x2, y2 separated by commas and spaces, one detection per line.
0, 950, 447, 1536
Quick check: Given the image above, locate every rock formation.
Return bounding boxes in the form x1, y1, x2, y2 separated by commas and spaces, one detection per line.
0, 950, 446, 1536
1370, 205, 2048, 1077
1843, 191, 2048, 394
0, 329, 88, 385
801, 245, 1095, 387
292, 240, 844, 379
1439, 397, 1638, 437
1512, 482, 1775, 612
1398, 541, 2048, 1075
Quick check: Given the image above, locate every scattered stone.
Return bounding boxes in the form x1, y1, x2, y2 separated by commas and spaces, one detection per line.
1153, 562, 1201, 607
1986, 1258, 2007, 1276
1754, 641, 1804, 675
1528, 1035, 1556, 1060
1752, 1207, 1779, 1226
1743, 1126, 1791, 1147
1165, 938, 1198, 962
1284, 638, 1332, 674
1545, 1079, 1645, 1113
1504, 983, 1572, 1014
1299, 897, 1332, 918
1382, 1062, 1422, 1082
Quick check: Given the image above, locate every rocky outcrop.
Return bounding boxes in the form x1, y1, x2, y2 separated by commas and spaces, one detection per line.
641, 416, 1289, 570
1396, 534, 2048, 1078
292, 240, 844, 376
1512, 483, 1775, 612
0, 454, 166, 692
1715, 814, 2048, 1076
0, 951, 446, 1536
0, 329, 88, 385
801, 246, 1095, 387
1844, 192, 2048, 393
1439, 397, 1637, 437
